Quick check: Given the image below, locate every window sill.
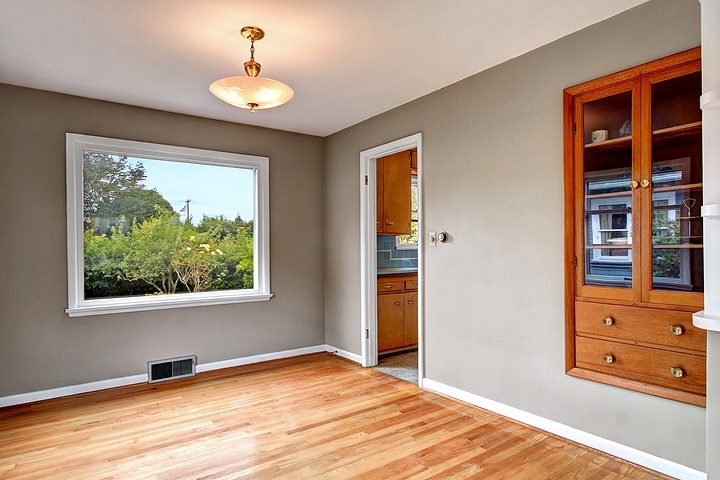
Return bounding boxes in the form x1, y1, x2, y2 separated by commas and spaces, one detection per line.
66, 292, 274, 317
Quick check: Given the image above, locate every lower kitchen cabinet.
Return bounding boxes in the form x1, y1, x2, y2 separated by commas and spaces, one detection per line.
377, 274, 418, 352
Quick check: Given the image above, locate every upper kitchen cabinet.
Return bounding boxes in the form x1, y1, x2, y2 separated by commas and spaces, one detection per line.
377, 149, 414, 235
564, 48, 706, 406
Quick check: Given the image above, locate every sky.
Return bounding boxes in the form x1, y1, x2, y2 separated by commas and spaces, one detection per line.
128, 156, 255, 224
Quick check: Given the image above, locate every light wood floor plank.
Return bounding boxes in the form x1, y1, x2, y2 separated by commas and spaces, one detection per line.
0, 353, 674, 479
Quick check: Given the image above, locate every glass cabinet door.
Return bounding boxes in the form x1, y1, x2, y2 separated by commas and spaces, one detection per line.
647, 70, 703, 298
581, 90, 635, 290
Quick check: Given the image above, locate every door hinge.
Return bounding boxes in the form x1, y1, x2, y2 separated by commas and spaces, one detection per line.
365, 175, 368, 186
573, 123, 577, 134
573, 256, 578, 267
365, 328, 369, 339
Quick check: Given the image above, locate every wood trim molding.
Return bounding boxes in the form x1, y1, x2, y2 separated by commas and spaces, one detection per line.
564, 47, 700, 97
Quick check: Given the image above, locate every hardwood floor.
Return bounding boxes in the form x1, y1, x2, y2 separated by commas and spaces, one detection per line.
0, 353, 673, 479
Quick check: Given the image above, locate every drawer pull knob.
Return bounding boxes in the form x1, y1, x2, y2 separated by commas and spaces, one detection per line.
407, 300, 414, 305
602, 353, 615, 364
394, 302, 401, 306
670, 366, 685, 378
386, 221, 394, 225
602, 316, 614, 326
669, 324, 684, 335
384, 285, 392, 289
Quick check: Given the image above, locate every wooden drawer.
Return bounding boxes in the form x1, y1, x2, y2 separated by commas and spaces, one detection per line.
575, 301, 705, 353
378, 279, 404, 293
404, 279, 418, 290
576, 337, 705, 395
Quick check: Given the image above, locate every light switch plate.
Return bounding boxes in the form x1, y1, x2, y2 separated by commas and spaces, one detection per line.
429, 231, 437, 247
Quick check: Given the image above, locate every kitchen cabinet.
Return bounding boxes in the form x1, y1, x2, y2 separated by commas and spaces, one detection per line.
377, 274, 418, 352
377, 149, 413, 235
564, 48, 706, 406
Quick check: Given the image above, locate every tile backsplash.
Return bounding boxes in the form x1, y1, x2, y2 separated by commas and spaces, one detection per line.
377, 235, 418, 269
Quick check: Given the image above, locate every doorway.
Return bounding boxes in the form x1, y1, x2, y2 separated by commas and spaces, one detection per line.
360, 133, 423, 387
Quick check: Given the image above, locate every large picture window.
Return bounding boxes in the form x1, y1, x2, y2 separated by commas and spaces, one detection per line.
66, 134, 271, 317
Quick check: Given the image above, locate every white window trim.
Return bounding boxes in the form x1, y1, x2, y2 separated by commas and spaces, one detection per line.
65, 133, 272, 317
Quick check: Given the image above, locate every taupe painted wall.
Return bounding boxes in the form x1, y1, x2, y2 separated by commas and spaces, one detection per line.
324, 0, 706, 470
0, 85, 325, 396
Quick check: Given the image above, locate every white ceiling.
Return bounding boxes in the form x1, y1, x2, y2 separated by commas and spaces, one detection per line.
0, 0, 649, 137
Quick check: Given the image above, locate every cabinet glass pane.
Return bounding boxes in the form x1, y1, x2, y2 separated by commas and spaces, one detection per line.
651, 72, 703, 292
583, 92, 633, 288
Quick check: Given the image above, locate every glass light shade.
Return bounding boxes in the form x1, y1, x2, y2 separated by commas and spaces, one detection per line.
209, 76, 294, 110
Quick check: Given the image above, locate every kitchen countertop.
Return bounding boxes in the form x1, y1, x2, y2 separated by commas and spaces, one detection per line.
377, 267, 418, 276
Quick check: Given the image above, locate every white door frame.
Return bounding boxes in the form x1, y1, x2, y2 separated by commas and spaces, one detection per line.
360, 133, 424, 387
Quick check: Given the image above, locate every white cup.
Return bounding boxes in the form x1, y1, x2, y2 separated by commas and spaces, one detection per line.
591, 130, 608, 143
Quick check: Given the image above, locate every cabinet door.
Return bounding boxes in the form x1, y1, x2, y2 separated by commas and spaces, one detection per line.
403, 291, 418, 346
576, 82, 640, 302
642, 64, 703, 307
380, 151, 412, 235
378, 293, 404, 351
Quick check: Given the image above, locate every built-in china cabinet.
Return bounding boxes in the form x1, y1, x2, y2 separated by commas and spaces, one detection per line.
564, 48, 706, 406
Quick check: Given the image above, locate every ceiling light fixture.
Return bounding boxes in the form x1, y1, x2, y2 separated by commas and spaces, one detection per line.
210, 26, 294, 113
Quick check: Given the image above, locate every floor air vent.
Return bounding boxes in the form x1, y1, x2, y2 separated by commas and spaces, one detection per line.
147, 355, 197, 383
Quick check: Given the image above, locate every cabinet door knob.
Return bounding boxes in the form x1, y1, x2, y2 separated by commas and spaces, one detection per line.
602, 353, 615, 364
640, 179, 650, 188
669, 324, 684, 335
407, 300, 414, 305
386, 221, 394, 225
602, 316, 614, 326
394, 302, 401, 306
629, 180, 639, 189
670, 366, 685, 378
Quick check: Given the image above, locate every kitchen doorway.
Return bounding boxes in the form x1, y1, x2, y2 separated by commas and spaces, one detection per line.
359, 133, 423, 387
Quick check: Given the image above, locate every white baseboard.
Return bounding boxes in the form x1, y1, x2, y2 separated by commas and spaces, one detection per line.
323, 345, 363, 364
0, 345, 338, 408
195, 345, 328, 373
422, 378, 705, 480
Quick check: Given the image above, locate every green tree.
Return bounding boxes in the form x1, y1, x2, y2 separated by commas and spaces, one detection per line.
197, 215, 251, 239
652, 211, 680, 279
116, 210, 187, 294
83, 209, 255, 297
173, 233, 228, 292
83, 152, 146, 231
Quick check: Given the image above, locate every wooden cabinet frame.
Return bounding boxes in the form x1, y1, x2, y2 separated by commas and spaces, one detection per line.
564, 48, 706, 406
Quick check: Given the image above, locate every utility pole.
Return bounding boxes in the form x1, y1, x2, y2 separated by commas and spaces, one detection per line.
185, 199, 191, 223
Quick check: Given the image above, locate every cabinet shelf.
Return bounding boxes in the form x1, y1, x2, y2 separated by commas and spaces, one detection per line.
652, 243, 703, 249
585, 191, 631, 200
584, 135, 631, 151
652, 121, 702, 148
585, 244, 632, 250
653, 182, 702, 193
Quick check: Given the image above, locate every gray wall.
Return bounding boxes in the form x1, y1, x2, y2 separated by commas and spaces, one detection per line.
324, 0, 706, 470
0, 85, 326, 396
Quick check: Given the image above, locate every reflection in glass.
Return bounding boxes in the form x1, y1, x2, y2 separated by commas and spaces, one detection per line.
650, 71, 703, 293
584, 170, 632, 287
650, 159, 703, 292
